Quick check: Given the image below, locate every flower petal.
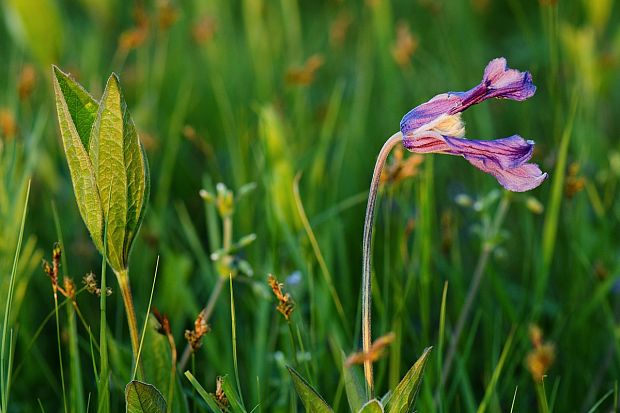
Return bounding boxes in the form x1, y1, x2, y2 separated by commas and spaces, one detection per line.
403, 132, 547, 192
464, 156, 547, 192
400, 94, 462, 134
400, 57, 536, 134
443, 134, 534, 169
459, 57, 536, 109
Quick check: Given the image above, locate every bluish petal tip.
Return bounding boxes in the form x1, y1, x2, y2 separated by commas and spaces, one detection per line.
482, 57, 536, 101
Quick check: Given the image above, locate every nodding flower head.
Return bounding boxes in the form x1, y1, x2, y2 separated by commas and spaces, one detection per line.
400, 57, 546, 192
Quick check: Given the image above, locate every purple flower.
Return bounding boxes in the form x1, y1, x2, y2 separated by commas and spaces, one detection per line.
400, 57, 547, 192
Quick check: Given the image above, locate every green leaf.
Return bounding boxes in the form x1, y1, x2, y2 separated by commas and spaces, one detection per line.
358, 400, 384, 413
220, 375, 247, 413
142, 317, 189, 413
89, 74, 148, 271
184, 371, 225, 413
384, 347, 432, 413
51, 66, 99, 147
342, 352, 366, 413
287, 366, 333, 413
125, 381, 166, 413
52, 66, 104, 252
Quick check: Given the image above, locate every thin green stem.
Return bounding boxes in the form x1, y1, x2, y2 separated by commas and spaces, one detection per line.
133, 256, 160, 380
116, 268, 143, 379
190, 355, 196, 413
52, 200, 85, 413
287, 321, 300, 367
166, 332, 177, 413
229, 275, 245, 409
53, 288, 68, 413
178, 212, 232, 371
98, 230, 109, 413
223, 216, 232, 252
178, 272, 225, 371
536, 381, 550, 413
361, 132, 402, 398
439, 194, 511, 391
1, 180, 30, 413
293, 173, 351, 337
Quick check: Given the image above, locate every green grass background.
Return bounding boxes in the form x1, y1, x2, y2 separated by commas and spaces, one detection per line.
1, 0, 620, 411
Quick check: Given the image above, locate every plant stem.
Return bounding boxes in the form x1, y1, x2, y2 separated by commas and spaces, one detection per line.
1, 180, 30, 413
439, 194, 510, 390
166, 331, 177, 413
223, 215, 232, 251
361, 131, 402, 398
116, 268, 143, 379
178, 214, 232, 371
53, 287, 69, 413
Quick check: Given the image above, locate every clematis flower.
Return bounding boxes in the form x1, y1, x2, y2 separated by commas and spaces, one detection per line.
400, 57, 547, 192
359, 58, 548, 397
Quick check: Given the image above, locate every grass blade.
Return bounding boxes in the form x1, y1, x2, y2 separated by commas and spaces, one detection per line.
1, 180, 31, 413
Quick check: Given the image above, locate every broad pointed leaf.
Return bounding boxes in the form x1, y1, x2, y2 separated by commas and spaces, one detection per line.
52, 66, 103, 251
52, 66, 99, 146
358, 399, 384, 413
288, 366, 333, 413
384, 347, 432, 413
125, 381, 166, 413
89, 74, 148, 270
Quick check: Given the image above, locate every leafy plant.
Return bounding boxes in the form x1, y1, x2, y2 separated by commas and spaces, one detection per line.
125, 381, 166, 413
52, 66, 157, 405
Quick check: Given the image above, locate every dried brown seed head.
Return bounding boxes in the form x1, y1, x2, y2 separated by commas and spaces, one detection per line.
214, 376, 229, 409
185, 312, 211, 352
268, 274, 295, 321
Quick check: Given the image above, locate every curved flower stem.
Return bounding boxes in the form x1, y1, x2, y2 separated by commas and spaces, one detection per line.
362, 131, 402, 398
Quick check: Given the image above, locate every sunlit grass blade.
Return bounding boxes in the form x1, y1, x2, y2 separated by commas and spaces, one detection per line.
52, 260, 69, 413
1, 180, 31, 413
293, 173, 350, 336
537, 92, 578, 309
133, 256, 160, 380
184, 371, 224, 413
230, 275, 246, 410
476, 329, 515, 413
52, 201, 85, 413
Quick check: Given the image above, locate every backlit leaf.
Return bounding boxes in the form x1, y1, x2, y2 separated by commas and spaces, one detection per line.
89, 74, 148, 270
125, 381, 166, 413
358, 399, 384, 413
384, 347, 431, 413
288, 366, 333, 413
52, 66, 103, 252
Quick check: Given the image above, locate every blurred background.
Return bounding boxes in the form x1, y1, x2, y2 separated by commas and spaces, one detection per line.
1, 0, 620, 411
